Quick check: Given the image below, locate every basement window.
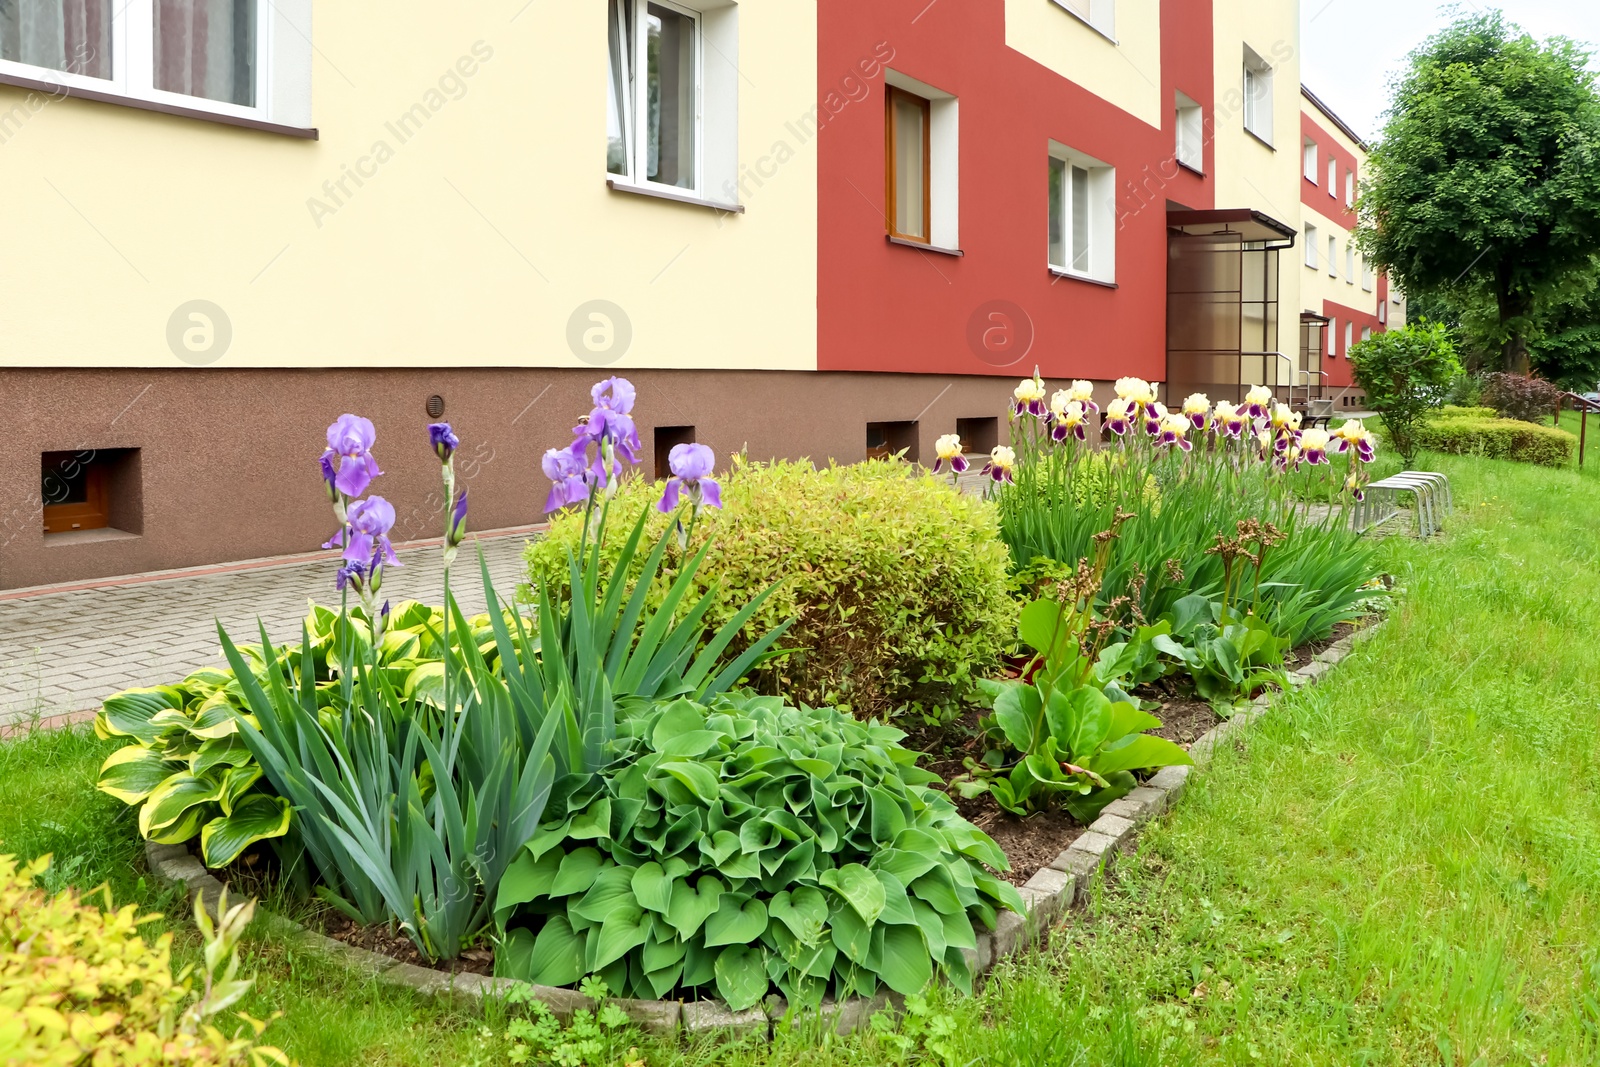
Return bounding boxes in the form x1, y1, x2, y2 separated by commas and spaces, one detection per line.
653, 425, 696, 481
956, 417, 999, 455
41, 448, 142, 537
866, 421, 919, 463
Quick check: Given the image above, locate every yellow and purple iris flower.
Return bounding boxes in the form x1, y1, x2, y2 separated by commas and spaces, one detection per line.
1013, 371, 1048, 419
933, 433, 969, 474
1068, 379, 1099, 414
1156, 412, 1194, 452
1105, 398, 1135, 437
1332, 420, 1377, 463
1298, 428, 1331, 465
982, 445, 1017, 483
1213, 401, 1247, 439
324, 414, 383, 498
1052, 400, 1089, 442
1244, 385, 1274, 421
658, 443, 723, 512
1143, 400, 1169, 437
1182, 393, 1211, 431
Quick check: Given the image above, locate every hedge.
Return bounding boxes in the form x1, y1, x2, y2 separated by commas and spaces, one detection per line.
524, 459, 1017, 722
1415, 417, 1576, 468
1436, 405, 1498, 420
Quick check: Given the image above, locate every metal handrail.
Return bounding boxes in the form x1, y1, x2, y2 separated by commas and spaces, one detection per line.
1558, 392, 1599, 469
1240, 351, 1301, 407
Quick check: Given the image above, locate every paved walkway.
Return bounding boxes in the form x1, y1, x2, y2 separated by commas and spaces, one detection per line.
0, 533, 537, 730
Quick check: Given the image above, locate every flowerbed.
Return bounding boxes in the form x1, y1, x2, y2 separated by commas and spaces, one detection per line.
93, 372, 1386, 1028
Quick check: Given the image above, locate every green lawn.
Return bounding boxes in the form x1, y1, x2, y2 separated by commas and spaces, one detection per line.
4, 447, 1599, 1065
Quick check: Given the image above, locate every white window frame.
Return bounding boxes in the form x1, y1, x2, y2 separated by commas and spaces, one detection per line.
1362, 257, 1374, 291
1048, 140, 1115, 284
1361, 326, 1373, 344
1327, 317, 1337, 356
1304, 224, 1319, 269
1378, 301, 1388, 325
1176, 91, 1203, 172
609, 0, 705, 197
0, 0, 307, 126
1242, 45, 1273, 145
1303, 137, 1318, 183
1053, 0, 1116, 40
1345, 168, 1355, 207
1345, 243, 1355, 284
1328, 235, 1338, 278
1345, 321, 1354, 355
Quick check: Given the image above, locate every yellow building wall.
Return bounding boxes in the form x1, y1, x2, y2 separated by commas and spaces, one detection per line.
1301, 103, 1403, 334
0, 0, 819, 371
1211, 0, 1302, 368
1004, 0, 1164, 129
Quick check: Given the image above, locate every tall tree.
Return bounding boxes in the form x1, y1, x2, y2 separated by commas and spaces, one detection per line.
1359, 12, 1600, 374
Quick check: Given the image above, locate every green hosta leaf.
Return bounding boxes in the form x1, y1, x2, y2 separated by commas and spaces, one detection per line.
1088, 734, 1195, 776
571, 866, 639, 924
992, 684, 1042, 753
821, 864, 885, 925
658, 761, 720, 804
666, 875, 725, 940
713, 944, 769, 1012
96, 745, 172, 805
651, 698, 707, 749
704, 893, 768, 948
497, 849, 563, 920
590, 906, 649, 971
402, 661, 445, 707
518, 916, 587, 986
216, 765, 263, 816
767, 887, 829, 943
98, 686, 187, 745
873, 870, 917, 926
876, 923, 933, 995
829, 899, 873, 964
551, 847, 607, 897
701, 830, 741, 866
567, 798, 613, 842
631, 861, 679, 915
190, 736, 255, 777
868, 787, 909, 844
140, 772, 222, 838
910, 865, 964, 916
199, 793, 291, 868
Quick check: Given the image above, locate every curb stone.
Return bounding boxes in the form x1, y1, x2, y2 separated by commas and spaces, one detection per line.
141, 616, 1377, 1042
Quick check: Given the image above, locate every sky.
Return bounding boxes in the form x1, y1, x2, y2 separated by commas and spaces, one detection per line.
1299, 0, 1600, 142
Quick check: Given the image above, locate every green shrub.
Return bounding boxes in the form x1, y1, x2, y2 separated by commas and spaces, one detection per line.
1349, 322, 1462, 465
524, 460, 1016, 722
1436, 405, 1498, 420
0, 854, 286, 1065
1415, 417, 1576, 467
493, 691, 1023, 1010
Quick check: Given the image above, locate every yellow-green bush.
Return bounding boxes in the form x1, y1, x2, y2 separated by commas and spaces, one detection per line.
0, 854, 286, 1066
524, 459, 1016, 721
1436, 405, 1498, 420
1415, 416, 1576, 467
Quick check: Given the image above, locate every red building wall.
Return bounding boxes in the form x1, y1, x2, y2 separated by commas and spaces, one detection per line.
817, 0, 1214, 383
1322, 275, 1388, 388
1299, 111, 1358, 227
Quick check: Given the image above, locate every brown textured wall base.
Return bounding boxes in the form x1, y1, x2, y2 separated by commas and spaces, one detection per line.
1, 367, 1046, 590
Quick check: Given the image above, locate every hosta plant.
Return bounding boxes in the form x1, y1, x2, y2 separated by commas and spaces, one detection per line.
954, 520, 1193, 821
494, 692, 1023, 1011
93, 600, 511, 870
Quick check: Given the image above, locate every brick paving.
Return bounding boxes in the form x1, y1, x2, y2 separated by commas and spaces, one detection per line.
0, 534, 536, 729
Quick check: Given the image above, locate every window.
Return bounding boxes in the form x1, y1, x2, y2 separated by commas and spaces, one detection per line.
1361, 326, 1373, 343
1362, 258, 1374, 291
609, 0, 700, 193
1345, 321, 1354, 355
1048, 142, 1115, 282
1303, 137, 1318, 182
1345, 168, 1355, 207
1345, 243, 1355, 284
1304, 224, 1319, 269
883, 71, 959, 250
956, 417, 998, 455
0, 0, 307, 123
1055, 0, 1115, 38
1243, 46, 1273, 144
1378, 300, 1388, 325
1327, 235, 1337, 277
1176, 91, 1203, 171
653, 425, 695, 481
1328, 158, 1337, 196
886, 87, 930, 243
40, 448, 140, 536
1327, 318, 1337, 357
866, 421, 919, 462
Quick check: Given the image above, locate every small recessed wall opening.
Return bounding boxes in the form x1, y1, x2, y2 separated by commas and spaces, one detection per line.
654, 426, 696, 480
956, 417, 999, 455
41, 449, 142, 537
866, 421, 919, 463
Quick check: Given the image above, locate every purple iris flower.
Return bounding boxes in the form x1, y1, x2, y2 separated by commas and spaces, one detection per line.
326, 415, 383, 498
574, 407, 643, 468
334, 497, 401, 569
591, 377, 637, 415
335, 561, 366, 592
543, 446, 592, 513
319, 450, 339, 502
658, 443, 722, 512
428, 422, 459, 463
447, 490, 469, 548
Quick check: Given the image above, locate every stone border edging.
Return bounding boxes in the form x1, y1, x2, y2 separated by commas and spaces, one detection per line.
144, 622, 1373, 1040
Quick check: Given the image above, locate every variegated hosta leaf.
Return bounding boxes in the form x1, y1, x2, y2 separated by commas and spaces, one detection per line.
96, 745, 175, 805
96, 686, 187, 745
200, 794, 293, 869
140, 772, 224, 840
403, 662, 445, 708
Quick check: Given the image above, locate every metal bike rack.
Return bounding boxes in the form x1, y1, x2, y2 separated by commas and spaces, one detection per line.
1352, 472, 1453, 538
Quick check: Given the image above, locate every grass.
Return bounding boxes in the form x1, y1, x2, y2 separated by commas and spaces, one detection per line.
4, 447, 1599, 1064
